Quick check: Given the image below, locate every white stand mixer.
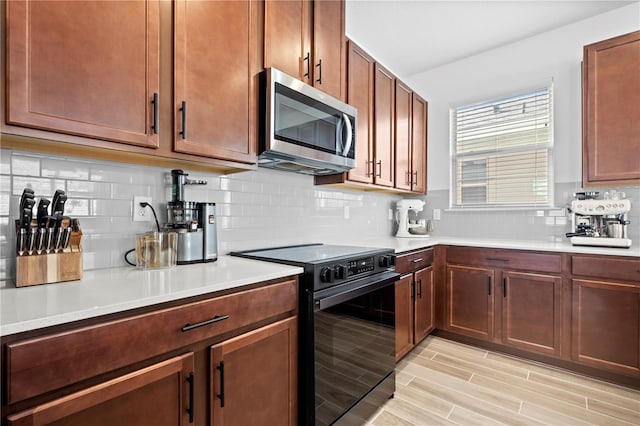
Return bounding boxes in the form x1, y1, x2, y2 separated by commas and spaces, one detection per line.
396, 199, 431, 238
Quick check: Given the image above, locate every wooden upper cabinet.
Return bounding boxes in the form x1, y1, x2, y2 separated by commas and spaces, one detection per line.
6, 0, 160, 148
411, 94, 428, 194
583, 30, 640, 186
374, 63, 395, 187
395, 80, 413, 191
264, 0, 345, 100
264, 0, 310, 83
394, 82, 428, 194
312, 0, 346, 99
174, 0, 257, 163
346, 41, 375, 184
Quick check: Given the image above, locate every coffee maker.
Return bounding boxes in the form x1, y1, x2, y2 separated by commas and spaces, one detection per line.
165, 169, 218, 264
566, 192, 632, 248
395, 199, 432, 238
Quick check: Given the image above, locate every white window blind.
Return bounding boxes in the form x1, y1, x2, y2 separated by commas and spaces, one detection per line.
451, 86, 553, 209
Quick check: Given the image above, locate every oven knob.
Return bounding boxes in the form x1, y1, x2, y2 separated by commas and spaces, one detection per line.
319, 267, 334, 283
379, 255, 390, 267
334, 264, 347, 279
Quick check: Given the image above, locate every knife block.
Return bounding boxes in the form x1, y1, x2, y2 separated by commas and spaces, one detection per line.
14, 223, 83, 288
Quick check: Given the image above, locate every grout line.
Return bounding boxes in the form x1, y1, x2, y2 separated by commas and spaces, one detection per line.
446, 406, 455, 419
518, 400, 523, 414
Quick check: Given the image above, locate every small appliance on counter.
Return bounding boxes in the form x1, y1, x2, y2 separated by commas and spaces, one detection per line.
165, 169, 218, 264
395, 199, 432, 238
566, 191, 632, 248
14, 188, 83, 287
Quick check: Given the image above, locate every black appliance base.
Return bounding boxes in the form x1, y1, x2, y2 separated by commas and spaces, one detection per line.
333, 370, 395, 426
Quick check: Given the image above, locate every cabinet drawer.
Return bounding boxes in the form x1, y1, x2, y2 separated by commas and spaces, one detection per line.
6, 279, 298, 404
572, 255, 640, 283
396, 248, 433, 274
446, 246, 561, 273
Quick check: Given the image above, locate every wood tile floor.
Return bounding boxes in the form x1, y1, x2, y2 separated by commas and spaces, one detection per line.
365, 336, 640, 425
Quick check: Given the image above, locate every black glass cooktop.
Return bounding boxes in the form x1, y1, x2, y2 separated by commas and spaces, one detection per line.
230, 243, 389, 266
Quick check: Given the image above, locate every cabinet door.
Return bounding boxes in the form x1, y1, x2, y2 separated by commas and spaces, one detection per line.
6, 0, 159, 148
264, 0, 311, 83
583, 30, 640, 186
312, 0, 346, 100
411, 94, 428, 194
502, 271, 562, 357
373, 64, 396, 187
395, 81, 413, 191
346, 41, 375, 184
395, 274, 414, 361
572, 279, 640, 376
210, 317, 297, 426
445, 265, 494, 341
7, 354, 194, 426
174, 0, 257, 163
414, 266, 435, 343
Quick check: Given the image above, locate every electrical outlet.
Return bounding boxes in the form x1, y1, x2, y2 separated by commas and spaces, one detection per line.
433, 208, 441, 220
344, 206, 350, 219
133, 196, 152, 222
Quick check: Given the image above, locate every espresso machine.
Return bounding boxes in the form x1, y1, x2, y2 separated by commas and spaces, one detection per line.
566, 192, 632, 248
165, 169, 218, 264
395, 199, 432, 238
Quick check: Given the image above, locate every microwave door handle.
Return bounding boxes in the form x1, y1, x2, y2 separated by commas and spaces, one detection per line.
341, 114, 353, 157
336, 115, 345, 154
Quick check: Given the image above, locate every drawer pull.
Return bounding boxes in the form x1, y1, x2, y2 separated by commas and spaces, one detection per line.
181, 314, 229, 332
411, 258, 423, 264
186, 372, 194, 423
486, 257, 509, 262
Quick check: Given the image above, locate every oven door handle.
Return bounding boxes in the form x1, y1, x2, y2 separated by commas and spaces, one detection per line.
314, 271, 400, 310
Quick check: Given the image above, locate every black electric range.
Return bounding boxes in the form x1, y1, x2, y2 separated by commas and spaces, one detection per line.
232, 244, 399, 425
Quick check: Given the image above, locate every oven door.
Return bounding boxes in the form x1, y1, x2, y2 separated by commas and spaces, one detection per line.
311, 270, 399, 426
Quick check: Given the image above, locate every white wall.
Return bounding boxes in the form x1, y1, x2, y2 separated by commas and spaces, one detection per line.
407, 3, 640, 191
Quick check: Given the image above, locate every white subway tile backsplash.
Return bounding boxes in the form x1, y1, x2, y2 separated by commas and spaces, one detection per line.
11, 155, 41, 176
12, 176, 66, 197
67, 180, 111, 198
90, 199, 131, 217
41, 158, 90, 180
3, 147, 638, 283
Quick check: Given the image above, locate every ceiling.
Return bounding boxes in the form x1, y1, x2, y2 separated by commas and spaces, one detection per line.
345, 1, 639, 78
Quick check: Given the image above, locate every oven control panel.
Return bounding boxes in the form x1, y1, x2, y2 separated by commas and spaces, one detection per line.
318, 254, 396, 284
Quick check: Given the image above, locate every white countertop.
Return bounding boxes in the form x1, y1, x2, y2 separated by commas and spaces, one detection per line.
2, 236, 638, 337
0, 256, 303, 337
350, 236, 640, 257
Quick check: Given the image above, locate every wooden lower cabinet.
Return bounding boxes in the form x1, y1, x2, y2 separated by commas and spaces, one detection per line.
7, 353, 194, 426
445, 265, 495, 341
395, 249, 435, 361
572, 279, 640, 376
502, 271, 562, 357
395, 274, 414, 360
444, 247, 564, 358
210, 317, 297, 426
2, 278, 299, 425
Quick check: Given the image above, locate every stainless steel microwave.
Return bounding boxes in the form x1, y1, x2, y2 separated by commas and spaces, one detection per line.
258, 68, 357, 175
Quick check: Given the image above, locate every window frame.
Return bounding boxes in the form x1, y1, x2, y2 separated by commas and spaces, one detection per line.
449, 84, 555, 210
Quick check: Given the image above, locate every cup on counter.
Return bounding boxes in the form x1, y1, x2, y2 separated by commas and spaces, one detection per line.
136, 231, 177, 269
606, 224, 626, 239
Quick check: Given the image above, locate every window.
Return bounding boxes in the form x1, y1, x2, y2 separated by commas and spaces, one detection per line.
451, 86, 553, 209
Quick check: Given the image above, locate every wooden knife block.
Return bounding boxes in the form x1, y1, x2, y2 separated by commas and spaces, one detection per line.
15, 225, 83, 288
